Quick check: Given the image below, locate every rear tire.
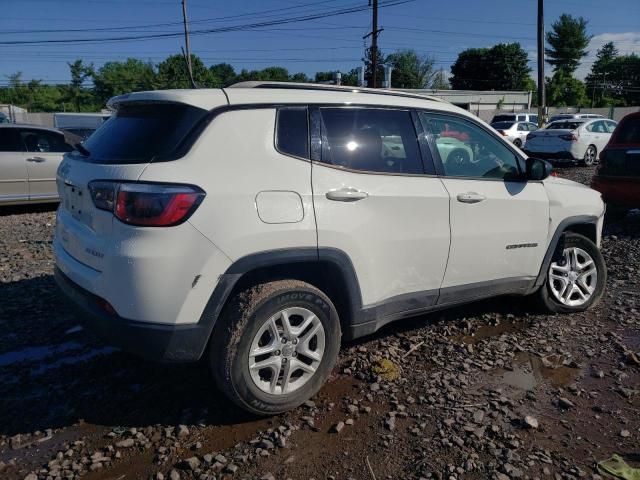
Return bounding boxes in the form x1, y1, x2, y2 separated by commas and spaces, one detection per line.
582, 145, 597, 166
209, 280, 341, 415
534, 233, 606, 313
513, 138, 523, 148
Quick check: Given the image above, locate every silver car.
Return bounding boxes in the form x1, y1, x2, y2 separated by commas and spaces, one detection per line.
524, 118, 617, 165
491, 121, 538, 148
0, 124, 73, 205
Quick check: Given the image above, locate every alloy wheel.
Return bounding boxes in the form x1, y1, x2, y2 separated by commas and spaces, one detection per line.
248, 307, 325, 395
548, 247, 598, 307
584, 146, 596, 165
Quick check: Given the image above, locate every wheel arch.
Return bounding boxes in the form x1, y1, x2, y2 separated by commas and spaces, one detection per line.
205, 248, 363, 343
531, 215, 599, 290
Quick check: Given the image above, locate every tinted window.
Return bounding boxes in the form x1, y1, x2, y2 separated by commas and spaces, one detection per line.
319, 108, 423, 174
492, 114, 516, 123
491, 122, 514, 130
517, 115, 526, 121
21, 129, 72, 153
530, 115, 538, 125
0, 129, 23, 152
276, 107, 309, 159
546, 121, 583, 130
420, 113, 521, 179
517, 123, 527, 131
615, 117, 640, 144
81, 103, 207, 164
604, 121, 617, 134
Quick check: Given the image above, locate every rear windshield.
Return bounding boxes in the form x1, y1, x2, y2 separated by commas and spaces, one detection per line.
491, 115, 515, 122
613, 116, 640, 144
80, 102, 207, 164
546, 121, 583, 130
491, 121, 515, 129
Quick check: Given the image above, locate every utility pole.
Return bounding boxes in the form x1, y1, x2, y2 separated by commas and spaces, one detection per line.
536, 0, 545, 127
363, 0, 383, 88
181, 0, 196, 88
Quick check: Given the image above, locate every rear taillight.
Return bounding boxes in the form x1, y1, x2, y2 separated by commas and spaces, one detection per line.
88, 181, 205, 227
498, 130, 507, 136
559, 134, 578, 141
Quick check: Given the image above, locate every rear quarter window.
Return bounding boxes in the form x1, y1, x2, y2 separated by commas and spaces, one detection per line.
81, 102, 207, 164
614, 117, 640, 144
276, 107, 309, 159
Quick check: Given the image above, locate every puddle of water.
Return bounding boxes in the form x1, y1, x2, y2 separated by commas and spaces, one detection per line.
461, 321, 525, 344
31, 347, 117, 375
499, 352, 580, 390
0, 341, 84, 367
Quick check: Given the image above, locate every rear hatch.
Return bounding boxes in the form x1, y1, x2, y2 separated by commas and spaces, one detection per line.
599, 115, 640, 177
56, 100, 213, 271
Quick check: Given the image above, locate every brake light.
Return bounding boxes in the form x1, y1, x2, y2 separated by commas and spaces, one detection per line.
89, 181, 205, 227
559, 134, 578, 141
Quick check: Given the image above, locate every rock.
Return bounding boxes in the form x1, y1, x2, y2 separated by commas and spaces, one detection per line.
620, 430, 630, 437
261, 474, 276, 480
331, 422, 345, 433
303, 400, 316, 408
345, 418, 354, 425
115, 438, 135, 448
203, 453, 213, 464
385, 417, 396, 431
473, 410, 485, 424
181, 456, 200, 471
225, 463, 238, 474
558, 397, 575, 409
156, 473, 164, 480
214, 454, 227, 464
24, 474, 38, 480
524, 416, 539, 429
169, 469, 180, 480
177, 425, 189, 438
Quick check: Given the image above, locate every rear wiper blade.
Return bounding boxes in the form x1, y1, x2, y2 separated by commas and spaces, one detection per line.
74, 143, 90, 157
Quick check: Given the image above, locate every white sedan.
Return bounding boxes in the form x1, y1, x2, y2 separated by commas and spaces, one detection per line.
524, 118, 617, 165
490, 121, 538, 148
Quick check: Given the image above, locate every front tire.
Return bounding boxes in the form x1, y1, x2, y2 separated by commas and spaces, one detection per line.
535, 233, 606, 313
209, 280, 341, 415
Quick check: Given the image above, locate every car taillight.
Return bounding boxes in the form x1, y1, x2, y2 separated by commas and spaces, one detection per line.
498, 130, 507, 136
88, 181, 205, 227
559, 134, 578, 141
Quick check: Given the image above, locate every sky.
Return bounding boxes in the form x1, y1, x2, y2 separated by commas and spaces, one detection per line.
0, 0, 639, 86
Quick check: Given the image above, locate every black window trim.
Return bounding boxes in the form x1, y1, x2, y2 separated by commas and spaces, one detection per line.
274, 106, 311, 162
416, 109, 529, 182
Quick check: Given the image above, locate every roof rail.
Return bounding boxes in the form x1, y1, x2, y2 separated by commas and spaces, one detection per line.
227, 81, 446, 103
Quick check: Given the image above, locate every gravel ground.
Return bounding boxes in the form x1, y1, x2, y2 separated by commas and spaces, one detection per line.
0, 166, 638, 480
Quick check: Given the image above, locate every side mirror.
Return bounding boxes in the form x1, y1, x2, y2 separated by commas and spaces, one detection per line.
526, 157, 553, 180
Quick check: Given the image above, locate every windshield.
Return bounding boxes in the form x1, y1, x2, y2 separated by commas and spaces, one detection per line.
491, 121, 515, 130
81, 102, 207, 164
546, 121, 583, 130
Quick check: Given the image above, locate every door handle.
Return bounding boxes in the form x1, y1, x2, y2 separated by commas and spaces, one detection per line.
326, 188, 369, 202
457, 192, 486, 204
26, 156, 46, 163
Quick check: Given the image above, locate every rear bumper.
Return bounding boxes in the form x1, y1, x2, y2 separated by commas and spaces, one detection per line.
54, 267, 237, 363
523, 149, 577, 162
591, 175, 640, 207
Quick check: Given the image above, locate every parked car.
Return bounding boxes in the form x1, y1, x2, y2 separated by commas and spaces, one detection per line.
54, 82, 607, 415
491, 121, 538, 148
491, 112, 539, 125
591, 112, 640, 217
0, 124, 73, 205
524, 118, 617, 165
548, 113, 604, 123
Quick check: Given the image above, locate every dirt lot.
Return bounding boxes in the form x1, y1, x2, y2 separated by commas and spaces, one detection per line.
1, 166, 638, 480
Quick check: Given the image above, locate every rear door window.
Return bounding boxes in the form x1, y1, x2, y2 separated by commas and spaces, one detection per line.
81, 102, 207, 164
0, 129, 24, 152
318, 108, 424, 174
20, 129, 73, 153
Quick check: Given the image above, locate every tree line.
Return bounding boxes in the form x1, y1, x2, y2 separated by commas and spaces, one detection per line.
1, 12, 637, 112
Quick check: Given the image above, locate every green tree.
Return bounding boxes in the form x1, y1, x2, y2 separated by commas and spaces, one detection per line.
385, 49, 435, 89
92, 58, 157, 105
289, 72, 310, 83
210, 63, 236, 87
450, 43, 531, 90
585, 42, 620, 106
546, 71, 588, 107
62, 59, 95, 112
157, 54, 212, 89
341, 68, 360, 86
363, 46, 384, 88
545, 14, 591, 76
606, 54, 640, 106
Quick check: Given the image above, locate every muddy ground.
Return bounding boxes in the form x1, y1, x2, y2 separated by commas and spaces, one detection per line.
0, 166, 638, 480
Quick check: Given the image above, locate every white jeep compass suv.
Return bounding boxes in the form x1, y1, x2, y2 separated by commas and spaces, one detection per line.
54, 82, 606, 415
